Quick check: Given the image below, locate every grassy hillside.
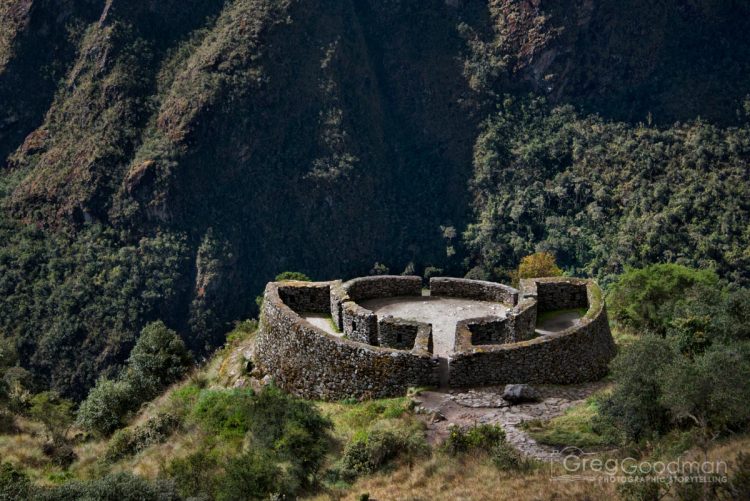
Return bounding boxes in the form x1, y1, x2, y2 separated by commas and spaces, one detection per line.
2, 300, 749, 500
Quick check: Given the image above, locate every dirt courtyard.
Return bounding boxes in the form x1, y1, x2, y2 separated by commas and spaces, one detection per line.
359, 296, 509, 357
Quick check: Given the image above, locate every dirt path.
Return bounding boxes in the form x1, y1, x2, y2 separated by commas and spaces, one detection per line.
412, 382, 609, 462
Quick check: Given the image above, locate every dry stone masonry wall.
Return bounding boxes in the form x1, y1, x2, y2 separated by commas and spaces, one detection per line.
254, 276, 616, 400
254, 280, 438, 400
429, 277, 519, 305
449, 278, 616, 387
378, 316, 431, 350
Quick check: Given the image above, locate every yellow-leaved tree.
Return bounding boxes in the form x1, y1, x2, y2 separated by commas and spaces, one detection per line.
514, 252, 563, 284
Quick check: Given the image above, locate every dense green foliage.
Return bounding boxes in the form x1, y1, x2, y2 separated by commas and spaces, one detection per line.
337, 424, 429, 480
442, 423, 506, 456
77, 322, 191, 435
441, 423, 531, 471
168, 385, 331, 499
105, 413, 180, 462
33, 472, 180, 501
0, 220, 191, 399
465, 98, 750, 285
607, 264, 720, 335
601, 265, 750, 442
124, 321, 192, 397
1, 465, 178, 501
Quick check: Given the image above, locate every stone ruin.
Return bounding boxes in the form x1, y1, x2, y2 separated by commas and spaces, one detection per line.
253, 275, 616, 400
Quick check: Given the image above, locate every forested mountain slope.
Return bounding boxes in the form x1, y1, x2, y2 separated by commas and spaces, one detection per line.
1, 0, 749, 398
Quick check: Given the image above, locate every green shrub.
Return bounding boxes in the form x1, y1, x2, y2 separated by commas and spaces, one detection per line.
34, 472, 179, 501
166, 450, 220, 500
186, 386, 331, 493
0, 462, 31, 500
105, 413, 180, 462
607, 264, 720, 335
616, 477, 662, 501
600, 335, 675, 441
125, 321, 192, 399
246, 385, 332, 477
658, 342, 750, 439
274, 271, 311, 282
723, 452, 750, 500
77, 322, 191, 436
442, 424, 506, 456
191, 388, 255, 439
339, 425, 428, 480
225, 319, 258, 344
27, 391, 74, 444
216, 451, 288, 501
76, 378, 136, 436
491, 442, 533, 472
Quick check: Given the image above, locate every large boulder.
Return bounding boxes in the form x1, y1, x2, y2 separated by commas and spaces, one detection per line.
502, 384, 540, 404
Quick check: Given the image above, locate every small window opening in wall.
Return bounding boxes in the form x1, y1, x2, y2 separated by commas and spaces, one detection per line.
397, 332, 403, 344
352, 321, 357, 331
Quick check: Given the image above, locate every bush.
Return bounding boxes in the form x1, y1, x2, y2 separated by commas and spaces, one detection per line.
76, 378, 135, 436
599, 335, 676, 441
77, 321, 191, 436
275, 271, 311, 282
216, 451, 287, 501
191, 389, 256, 439
723, 452, 750, 500
34, 472, 180, 501
166, 450, 220, 500
0, 462, 31, 500
244, 385, 332, 477
442, 424, 506, 456
491, 442, 533, 472
105, 413, 180, 462
27, 391, 74, 444
607, 264, 720, 335
658, 342, 750, 439
338, 426, 428, 480
516, 252, 563, 281
184, 386, 331, 494
125, 321, 192, 399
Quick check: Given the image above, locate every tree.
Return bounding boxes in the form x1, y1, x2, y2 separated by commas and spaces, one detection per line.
275, 271, 311, 282
126, 321, 192, 399
600, 335, 676, 441
76, 378, 135, 436
0, 462, 31, 500
27, 392, 74, 444
659, 342, 750, 443
217, 451, 287, 501
516, 252, 563, 281
607, 264, 720, 334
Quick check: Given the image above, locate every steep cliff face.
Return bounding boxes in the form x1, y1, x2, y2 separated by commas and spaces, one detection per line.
0, 0, 101, 164
1, 0, 748, 397
8, 0, 482, 285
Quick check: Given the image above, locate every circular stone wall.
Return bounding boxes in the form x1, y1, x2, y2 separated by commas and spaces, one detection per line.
254, 276, 617, 400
